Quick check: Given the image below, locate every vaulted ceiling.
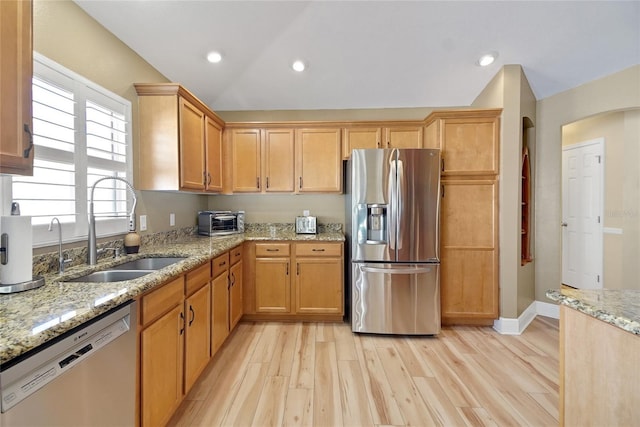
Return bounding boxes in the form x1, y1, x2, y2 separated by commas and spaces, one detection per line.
75, 0, 640, 111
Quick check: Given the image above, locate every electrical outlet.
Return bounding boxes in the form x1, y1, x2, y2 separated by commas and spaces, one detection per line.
170, 213, 175, 227
303, 210, 310, 216
139, 215, 147, 231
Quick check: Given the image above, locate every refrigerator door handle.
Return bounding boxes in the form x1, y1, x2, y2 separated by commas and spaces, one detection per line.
396, 158, 404, 250
388, 157, 397, 250
361, 265, 433, 275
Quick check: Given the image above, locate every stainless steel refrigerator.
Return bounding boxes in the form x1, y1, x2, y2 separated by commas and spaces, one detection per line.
348, 148, 441, 335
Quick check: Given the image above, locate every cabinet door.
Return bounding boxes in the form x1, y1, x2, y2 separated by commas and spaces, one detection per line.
264, 129, 295, 192
295, 258, 343, 314
184, 283, 211, 392
342, 127, 381, 159
211, 273, 229, 355
232, 129, 261, 192
205, 117, 223, 192
140, 304, 184, 427
0, 0, 33, 176
255, 258, 290, 313
179, 97, 205, 190
295, 128, 342, 193
441, 117, 499, 175
385, 126, 423, 149
229, 260, 243, 329
440, 179, 498, 323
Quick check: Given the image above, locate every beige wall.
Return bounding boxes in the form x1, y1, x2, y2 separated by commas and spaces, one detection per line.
561, 111, 640, 290
472, 65, 537, 319
217, 108, 436, 123
33, 0, 206, 243
536, 65, 640, 301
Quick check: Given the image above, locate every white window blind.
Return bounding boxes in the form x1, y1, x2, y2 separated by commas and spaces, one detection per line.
10, 53, 132, 247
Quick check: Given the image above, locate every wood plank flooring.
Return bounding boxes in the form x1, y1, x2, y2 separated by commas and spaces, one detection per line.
168, 317, 559, 427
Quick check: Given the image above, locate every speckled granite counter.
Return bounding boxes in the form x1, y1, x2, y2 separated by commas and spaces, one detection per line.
0, 226, 344, 365
546, 288, 640, 335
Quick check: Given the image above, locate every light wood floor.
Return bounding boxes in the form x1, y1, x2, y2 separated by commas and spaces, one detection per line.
169, 317, 559, 427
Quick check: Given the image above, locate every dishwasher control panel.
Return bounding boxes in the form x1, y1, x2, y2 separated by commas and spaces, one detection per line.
1, 309, 130, 413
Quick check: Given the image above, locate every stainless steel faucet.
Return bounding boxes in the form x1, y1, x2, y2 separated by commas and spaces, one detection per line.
88, 177, 137, 265
48, 217, 71, 274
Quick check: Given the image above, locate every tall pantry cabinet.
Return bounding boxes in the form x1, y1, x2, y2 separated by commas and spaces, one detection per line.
0, 0, 33, 176
424, 109, 501, 325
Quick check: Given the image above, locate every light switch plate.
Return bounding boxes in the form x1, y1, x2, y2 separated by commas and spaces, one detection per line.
303, 210, 310, 216
139, 215, 147, 231
170, 213, 175, 227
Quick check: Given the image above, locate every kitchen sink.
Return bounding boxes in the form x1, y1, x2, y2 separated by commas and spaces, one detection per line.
65, 270, 152, 283
111, 257, 186, 271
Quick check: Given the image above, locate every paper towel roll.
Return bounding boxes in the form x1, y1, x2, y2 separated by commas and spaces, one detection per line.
0, 216, 33, 285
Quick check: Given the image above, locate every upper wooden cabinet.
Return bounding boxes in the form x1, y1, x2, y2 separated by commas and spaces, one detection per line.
0, 0, 33, 176
342, 124, 423, 159
226, 126, 341, 194
295, 128, 342, 193
229, 128, 295, 193
424, 109, 500, 176
134, 83, 225, 192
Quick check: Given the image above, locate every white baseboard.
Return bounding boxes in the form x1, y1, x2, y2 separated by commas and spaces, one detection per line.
492, 300, 560, 335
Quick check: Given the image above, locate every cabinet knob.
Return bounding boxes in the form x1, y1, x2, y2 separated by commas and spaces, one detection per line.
561, 222, 568, 227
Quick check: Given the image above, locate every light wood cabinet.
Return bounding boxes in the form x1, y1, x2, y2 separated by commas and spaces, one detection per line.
440, 179, 498, 323
425, 109, 501, 325
139, 277, 184, 427
0, 0, 33, 176
560, 306, 640, 426
424, 110, 500, 176
342, 124, 423, 159
245, 241, 344, 320
184, 263, 211, 392
295, 128, 342, 193
229, 245, 244, 329
255, 243, 291, 313
134, 83, 225, 192
294, 243, 343, 315
229, 128, 295, 193
211, 252, 230, 355
210, 245, 243, 355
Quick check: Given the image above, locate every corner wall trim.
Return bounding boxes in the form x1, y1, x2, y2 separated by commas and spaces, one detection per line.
492, 300, 560, 335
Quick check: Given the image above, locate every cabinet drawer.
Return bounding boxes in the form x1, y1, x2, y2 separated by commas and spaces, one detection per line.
295, 243, 342, 257
186, 261, 211, 296
141, 276, 184, 326
212, 252, 229, 278
230, 245, 243, 265
256, 243, 290, 257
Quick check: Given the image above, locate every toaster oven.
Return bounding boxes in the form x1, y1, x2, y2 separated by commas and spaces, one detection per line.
198, 211, 245, 236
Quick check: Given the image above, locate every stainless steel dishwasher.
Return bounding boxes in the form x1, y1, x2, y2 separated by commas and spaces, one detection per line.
0, 301, 137, 426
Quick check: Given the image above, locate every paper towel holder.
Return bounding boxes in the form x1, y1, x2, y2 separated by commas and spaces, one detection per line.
0, 233, 7, 265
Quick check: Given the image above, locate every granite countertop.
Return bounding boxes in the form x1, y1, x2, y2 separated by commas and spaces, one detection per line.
0, 227, 344, 365
546, 288, 640, 335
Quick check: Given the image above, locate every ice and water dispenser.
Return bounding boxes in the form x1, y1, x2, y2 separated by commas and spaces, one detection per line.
357, 203, 388, 243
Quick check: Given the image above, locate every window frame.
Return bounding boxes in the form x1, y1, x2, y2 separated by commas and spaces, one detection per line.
7, 53, 133, 248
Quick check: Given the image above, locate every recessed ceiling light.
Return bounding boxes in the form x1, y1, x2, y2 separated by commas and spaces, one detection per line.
292, 60, 305, 72
477, 52, 498, 67
207, 51, 222, 63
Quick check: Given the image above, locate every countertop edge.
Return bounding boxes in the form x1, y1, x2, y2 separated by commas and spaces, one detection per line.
546, 289, 640, 335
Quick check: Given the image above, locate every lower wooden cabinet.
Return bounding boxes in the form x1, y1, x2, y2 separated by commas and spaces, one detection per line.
440, 179, 498, 324
139, 277, 185, 427
294, 243, 343, 314
229, 258, 243, 329
183, 267, 211, 392
245, 241, 344, 320
210, 244, 244, 355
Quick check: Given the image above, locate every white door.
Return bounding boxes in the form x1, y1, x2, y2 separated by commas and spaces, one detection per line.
562, 139, 604, 289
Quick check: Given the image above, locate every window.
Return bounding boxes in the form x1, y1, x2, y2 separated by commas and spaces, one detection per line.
10, 53, 132, 247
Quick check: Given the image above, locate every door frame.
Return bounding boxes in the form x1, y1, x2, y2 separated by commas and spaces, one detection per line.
561, 137, 604, 288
